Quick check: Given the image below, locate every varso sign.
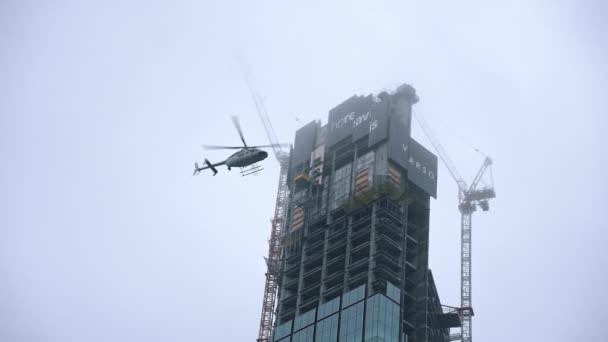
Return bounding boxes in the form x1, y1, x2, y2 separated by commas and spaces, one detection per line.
407, 138, 438, 198
388, 126, 438, 198
408, 156, 436, 181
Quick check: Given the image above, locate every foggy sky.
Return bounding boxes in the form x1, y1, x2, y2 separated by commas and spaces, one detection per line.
1, 1, 607, 341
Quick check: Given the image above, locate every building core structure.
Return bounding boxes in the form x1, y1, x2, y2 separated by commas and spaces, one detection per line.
270, 84, 459, 342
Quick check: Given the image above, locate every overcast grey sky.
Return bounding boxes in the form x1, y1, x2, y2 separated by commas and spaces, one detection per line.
1, 1, 607, 341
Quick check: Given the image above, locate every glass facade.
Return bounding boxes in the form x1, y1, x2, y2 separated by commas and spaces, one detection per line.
318, 297, 340, 320
339, 301, 364, 341
386, 282, 401, 303
330, 163, 352, 210
293, 325, 315, 342
273, 320, 293, 341
342, 285, 365, 308
315, 314, 339, 342
364, 294, 399, 342
355, 151, 375, 171
294, 308, 316, 331
272, 283, 407, 342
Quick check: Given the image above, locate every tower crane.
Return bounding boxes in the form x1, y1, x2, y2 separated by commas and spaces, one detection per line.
236, 56, 290, 342
414, 113, 496, 342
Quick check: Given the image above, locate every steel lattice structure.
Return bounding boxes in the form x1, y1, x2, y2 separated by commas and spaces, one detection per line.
460, 211, 473, 341
415, 113, 495, 342
257, 157, 289, 342
235, 55, 291, 342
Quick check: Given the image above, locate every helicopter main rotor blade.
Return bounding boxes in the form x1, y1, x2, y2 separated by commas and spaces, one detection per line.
248, 143, 291, 149
231, 115, 247, 147
202, 145, 243, 150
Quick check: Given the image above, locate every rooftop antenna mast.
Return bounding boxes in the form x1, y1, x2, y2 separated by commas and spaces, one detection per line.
235, 54, 290, 342
414, 112, 496, 342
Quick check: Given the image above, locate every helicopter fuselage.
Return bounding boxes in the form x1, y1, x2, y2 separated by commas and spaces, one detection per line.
195, 115, 285, 176
225, 148, 268, 169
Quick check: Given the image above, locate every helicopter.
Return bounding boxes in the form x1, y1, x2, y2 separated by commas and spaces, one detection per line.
193, 116, 287, 176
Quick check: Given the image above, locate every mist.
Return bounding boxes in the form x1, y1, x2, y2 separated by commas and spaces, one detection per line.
1, 1, 607, 341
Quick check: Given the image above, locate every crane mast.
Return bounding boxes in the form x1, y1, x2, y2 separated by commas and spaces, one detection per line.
236, 58, 289, 342
256, 161, 288, 342
414, 112, 495, 342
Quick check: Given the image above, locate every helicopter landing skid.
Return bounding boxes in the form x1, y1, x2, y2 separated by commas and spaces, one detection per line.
240, 163, 263, 177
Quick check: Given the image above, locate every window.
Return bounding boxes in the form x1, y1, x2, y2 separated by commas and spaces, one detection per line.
364, 294, 399, 342
318, 297, 340, 320
273, 320, 292, 341
292, 325, 314, 342
320, 175, 330, 215
386, 282, 401, 304
354, 151, 375, 195
315, 314, 339, 342
291, 207, 305, 231
339, 301, 364, 342
293, 308, 316, 332
354, 168, 372, 195
355, 151, 375, 171
342, 284, 366, 308
388, 163, 401, 188
330, 163, 352, 210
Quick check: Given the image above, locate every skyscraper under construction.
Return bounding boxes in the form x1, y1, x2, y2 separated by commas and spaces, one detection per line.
270, 84, 459, 342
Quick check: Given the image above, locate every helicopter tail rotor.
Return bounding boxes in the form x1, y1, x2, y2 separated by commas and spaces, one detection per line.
204, 159, 218, 176
193, 160, 219, 176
